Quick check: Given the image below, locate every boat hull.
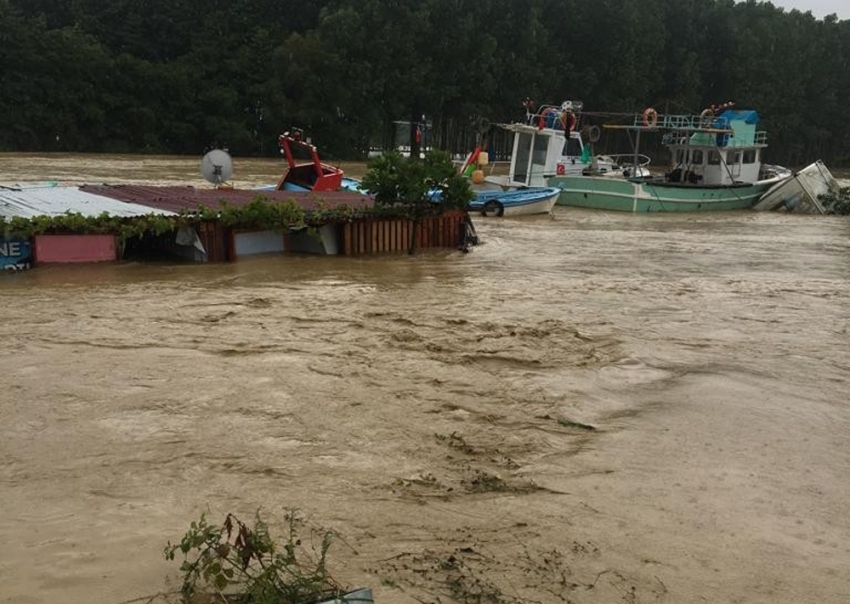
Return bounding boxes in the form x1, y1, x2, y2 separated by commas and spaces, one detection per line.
549, 175, 778, 212
469, 187, 560, 217
500, 194, 558, 217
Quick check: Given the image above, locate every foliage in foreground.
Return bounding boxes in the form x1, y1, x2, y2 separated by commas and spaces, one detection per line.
164, 511, 343, 604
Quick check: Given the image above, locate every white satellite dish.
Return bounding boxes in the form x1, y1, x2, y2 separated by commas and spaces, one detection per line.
200, 149, 233, 187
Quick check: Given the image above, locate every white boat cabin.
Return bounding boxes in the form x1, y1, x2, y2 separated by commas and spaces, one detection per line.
502, 100, 650, 187
476, 100, 647, 191
501, 101, 594, 187
665, 109, 767, 186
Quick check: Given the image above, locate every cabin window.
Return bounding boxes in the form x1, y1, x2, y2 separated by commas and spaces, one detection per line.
743, 150, 756, 164
532, 135, 549, 169
708, 150, 721, 165
691, 150, 704, 165
563, 135, 582, 157
730, 151, 742, 165
513, 133, 533, 183
675, 150, 685, 164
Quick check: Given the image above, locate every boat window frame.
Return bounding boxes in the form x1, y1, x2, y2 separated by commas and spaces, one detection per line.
708, 150, 722, 165
513, 132, 533, 184
691, 150, 705, 165
531, 134, 549, 179
562, 134, 582, 157
742, 149, 757, 164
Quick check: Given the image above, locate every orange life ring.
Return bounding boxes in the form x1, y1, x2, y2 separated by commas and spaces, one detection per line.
642, 107, 658, 128
538, 107, 552, 130
556, 163, 566, 175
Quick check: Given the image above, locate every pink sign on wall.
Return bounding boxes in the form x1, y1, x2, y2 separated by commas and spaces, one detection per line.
34, 234, 118, 264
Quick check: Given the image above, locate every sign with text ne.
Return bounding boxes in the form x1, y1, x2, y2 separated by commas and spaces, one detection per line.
1, 237, 32, 270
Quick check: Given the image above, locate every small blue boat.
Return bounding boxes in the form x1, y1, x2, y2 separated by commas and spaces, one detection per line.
468, 187, 561, 217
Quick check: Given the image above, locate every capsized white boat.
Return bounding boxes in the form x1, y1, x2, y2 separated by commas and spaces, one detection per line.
753, 160, 840, 213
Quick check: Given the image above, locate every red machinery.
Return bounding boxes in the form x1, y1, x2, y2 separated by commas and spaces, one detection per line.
275, 129, 344, 192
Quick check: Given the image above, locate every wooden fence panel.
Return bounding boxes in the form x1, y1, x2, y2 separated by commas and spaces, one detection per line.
343, 223, 352, 255
197, 221, 228, 262
339, 212, 466, 256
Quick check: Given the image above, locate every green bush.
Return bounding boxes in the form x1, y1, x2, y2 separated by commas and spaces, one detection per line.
360, 149, 473, 216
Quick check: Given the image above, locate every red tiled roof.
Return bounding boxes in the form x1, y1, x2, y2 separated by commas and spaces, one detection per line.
79, 185, 374, 214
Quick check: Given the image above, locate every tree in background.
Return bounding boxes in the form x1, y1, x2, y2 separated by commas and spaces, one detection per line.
1, 0, 849, 166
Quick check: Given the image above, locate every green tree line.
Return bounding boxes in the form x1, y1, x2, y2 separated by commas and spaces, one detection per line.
1, 0, 848, 166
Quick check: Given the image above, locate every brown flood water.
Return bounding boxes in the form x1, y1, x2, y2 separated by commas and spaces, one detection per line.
1, 154, 850, 604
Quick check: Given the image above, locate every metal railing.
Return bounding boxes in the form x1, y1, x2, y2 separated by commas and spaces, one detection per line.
630, 113, 729, 130
524, 101, 584, 129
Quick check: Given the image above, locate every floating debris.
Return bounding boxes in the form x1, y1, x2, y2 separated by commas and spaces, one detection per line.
818, 186, 850, 215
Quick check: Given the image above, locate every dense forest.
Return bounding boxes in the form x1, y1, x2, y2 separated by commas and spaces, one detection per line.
1, 0, 848, 166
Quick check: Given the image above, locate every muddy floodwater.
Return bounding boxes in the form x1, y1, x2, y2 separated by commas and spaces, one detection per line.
1, 154, 850, 604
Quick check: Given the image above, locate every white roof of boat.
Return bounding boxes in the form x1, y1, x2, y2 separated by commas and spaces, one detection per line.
499, 122, 564, 135
0, 184, 175, 218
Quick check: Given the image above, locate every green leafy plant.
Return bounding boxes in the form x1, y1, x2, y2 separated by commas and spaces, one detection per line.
164, 511, 343, 604
0, 194, 419, 246
218, 197, 307, 231
0, 211, 199, 241
818, 187, 850, 215
360, 149, 473, 214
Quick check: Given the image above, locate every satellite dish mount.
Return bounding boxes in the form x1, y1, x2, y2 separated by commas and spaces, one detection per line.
200, 149, 234, 188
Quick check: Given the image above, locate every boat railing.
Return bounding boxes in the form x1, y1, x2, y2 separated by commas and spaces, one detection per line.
600, 153, 652, 168
524, 101, 583, 129
629, 113, 725, 130
615, 114, 771, 149
622, 113, 769, 141
482, 160, 511, 177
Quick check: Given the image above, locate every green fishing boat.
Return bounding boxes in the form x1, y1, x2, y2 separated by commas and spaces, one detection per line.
549, 104, 791, 212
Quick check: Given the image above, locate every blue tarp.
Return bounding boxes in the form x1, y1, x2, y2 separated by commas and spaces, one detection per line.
719, 109, 759, 124
712, 109, 759, 146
